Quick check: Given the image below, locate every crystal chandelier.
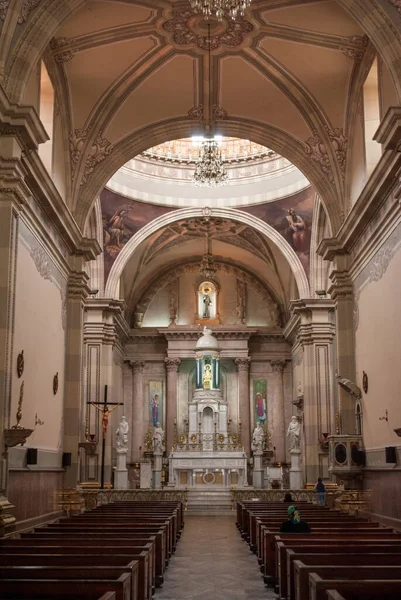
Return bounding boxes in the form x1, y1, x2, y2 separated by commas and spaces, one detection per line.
189, 0, 252, 20
193, 22, 228, 187
193, 138, 227, 187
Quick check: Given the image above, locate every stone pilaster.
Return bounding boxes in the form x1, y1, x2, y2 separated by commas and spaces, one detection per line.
123, 361, 134, 462
63, 262, 90, 487
284, 299, 336, 483
164, 358, 181, 454
132, 360, 145, 463
0, 136, 30, 535
328, 260, 356, 434
235, 357, 251, 456
268, 360, 286, 463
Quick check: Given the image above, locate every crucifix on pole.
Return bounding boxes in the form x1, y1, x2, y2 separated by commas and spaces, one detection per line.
88, 385, 121, 489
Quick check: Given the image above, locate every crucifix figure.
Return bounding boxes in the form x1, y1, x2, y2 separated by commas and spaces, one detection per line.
87, 385, 121, 488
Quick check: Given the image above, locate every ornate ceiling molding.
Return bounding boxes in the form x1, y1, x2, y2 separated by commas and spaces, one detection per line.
133, 259, 281, 326
0, 0, 41, 23
303, 128, 347, 185
69, 128, 114, 186
389, 1, 401, 14
161, 7, 254, 52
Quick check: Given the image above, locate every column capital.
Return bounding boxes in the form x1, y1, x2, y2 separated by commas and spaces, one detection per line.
164, 357, 181, 372
67, 270, 90, 301
235, 357, 251, 372
132, 360, 145, 374
268, 360, 286, 373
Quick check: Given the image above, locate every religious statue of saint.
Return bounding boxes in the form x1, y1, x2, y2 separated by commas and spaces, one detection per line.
203, 363, 213, 390
203, 293, 212, 319
91, 402, 121, 438
287, 416, 300, 451
151, 393, 159, 427
152, 422, 165, 453
251, 422, 265, 452
116, 415, 129, 451
255, 392, 267, 424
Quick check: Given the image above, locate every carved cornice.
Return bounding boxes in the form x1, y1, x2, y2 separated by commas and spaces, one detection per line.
0, 87, 48, 150
235, 357, 251, 371
165, 357, 181, 372
373, 106, 401, 151
69, 128, 114, 185
67, 270, 90, 301
84, 298, 130, 344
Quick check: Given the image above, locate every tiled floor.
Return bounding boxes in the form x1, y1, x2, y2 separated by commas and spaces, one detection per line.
154, 514, 276, 600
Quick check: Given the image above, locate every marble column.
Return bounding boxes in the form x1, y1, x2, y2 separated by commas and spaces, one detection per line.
235, 358, 251, 456
132, 360, 145, 463
268, 361, 286, 463
165, 358, 181, 454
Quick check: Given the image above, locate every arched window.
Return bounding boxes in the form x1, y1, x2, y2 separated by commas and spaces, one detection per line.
363, 58, 381, 180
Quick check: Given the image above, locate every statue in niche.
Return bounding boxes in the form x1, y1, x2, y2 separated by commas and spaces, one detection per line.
116, 416, 129, 452
203, 364, 212, 390
251, 422, 265, 452
152, 422, 165, 453
203, 293, 212, 318
287, 416, 300, 451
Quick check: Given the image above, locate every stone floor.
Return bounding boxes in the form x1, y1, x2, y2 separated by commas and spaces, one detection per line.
154, 514, 276, 600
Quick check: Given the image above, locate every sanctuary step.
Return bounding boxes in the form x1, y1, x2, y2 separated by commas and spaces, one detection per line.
186, 489, 232, 514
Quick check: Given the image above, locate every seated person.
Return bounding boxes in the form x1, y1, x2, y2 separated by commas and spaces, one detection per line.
279, 505, 311, 533
283, 492, 293, 502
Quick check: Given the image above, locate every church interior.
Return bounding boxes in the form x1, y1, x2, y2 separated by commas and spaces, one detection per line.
1, 0, 401, 597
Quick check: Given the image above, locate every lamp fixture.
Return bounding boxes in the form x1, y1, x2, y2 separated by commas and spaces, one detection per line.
199, 223, 217, 279
193, 23, 227, 187
189, 0, 252, 20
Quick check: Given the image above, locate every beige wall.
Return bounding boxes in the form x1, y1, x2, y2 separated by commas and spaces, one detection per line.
11, 223, 66, 452
355, 225, 401, 449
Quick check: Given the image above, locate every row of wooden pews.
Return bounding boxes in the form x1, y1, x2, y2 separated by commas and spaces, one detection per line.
237, 499, 401, 600
0, 500, 184, 600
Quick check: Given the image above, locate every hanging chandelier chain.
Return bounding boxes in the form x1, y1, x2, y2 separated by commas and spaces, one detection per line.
189, 0, 252, 20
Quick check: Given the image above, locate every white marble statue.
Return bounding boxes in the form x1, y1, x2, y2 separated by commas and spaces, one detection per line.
116, 415, 129, 452
251, 422, 265, 452
152, 422, 165, 453
287, 416, 300, 451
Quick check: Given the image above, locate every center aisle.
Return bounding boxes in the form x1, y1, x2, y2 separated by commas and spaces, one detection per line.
155, 514, 276, 600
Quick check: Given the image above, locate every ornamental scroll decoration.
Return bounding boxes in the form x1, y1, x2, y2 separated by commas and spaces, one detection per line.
389, 1, 401, 14
303, 127, 347, 184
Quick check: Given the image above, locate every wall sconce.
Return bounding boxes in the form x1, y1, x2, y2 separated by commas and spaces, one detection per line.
315, 290, 327, 297
379, 410, 388, 422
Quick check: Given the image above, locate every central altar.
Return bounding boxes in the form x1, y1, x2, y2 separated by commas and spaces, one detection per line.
168, 327, 248, 488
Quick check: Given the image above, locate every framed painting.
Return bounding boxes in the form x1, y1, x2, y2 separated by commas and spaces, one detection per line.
253, 379, 268, 425
149, 381, 163, 428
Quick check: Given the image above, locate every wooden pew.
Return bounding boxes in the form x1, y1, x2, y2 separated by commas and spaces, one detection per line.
0, 566, 138, 600
0, 574, 131, 600
283, 548, 401, 600
0, 544, 150, 600
295, 562, 401, 600
308, 574, 401, 600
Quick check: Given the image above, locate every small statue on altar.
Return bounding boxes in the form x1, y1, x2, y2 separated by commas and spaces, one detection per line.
287, 416, 300, 451
251, 422, 265, 452
116, 415, 129, 451
203, 363, 212, 390
152, 422, 165, 453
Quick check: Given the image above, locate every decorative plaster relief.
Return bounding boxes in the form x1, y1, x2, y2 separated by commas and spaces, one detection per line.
303, 128, 347, 184
50, 37, 76, 63
0, 1, 10, 21
18, 0, 41, 24
389, 1, 401, 14
162, 8, 254, 51
339, 35, 368, 63
30, 245, 52, 281
353, 223, 401, 332
69, 128, 113, 185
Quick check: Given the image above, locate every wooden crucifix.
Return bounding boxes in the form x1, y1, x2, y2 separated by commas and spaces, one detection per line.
88, 385, 121, 489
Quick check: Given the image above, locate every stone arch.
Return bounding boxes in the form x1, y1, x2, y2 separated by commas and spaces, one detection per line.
132, 259, 283, 327
79, 117, 341, 234
104, 207, 311, 300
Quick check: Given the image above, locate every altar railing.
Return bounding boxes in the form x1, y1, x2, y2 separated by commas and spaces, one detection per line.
231, 488, 344, 510
55, 488, 188, 514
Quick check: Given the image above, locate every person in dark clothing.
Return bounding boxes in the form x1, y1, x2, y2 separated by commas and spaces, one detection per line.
283, 492, 293, 502
315, 477, 326, 506
279, 505, 311, 533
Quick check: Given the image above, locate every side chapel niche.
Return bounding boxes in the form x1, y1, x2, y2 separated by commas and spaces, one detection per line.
196, 281, 220, 324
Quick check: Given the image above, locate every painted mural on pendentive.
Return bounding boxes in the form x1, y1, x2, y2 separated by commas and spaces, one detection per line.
100, 189, 174, 282
239, 186, 314, 278
253, 379, 268, 425
149, 381, 163, 427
